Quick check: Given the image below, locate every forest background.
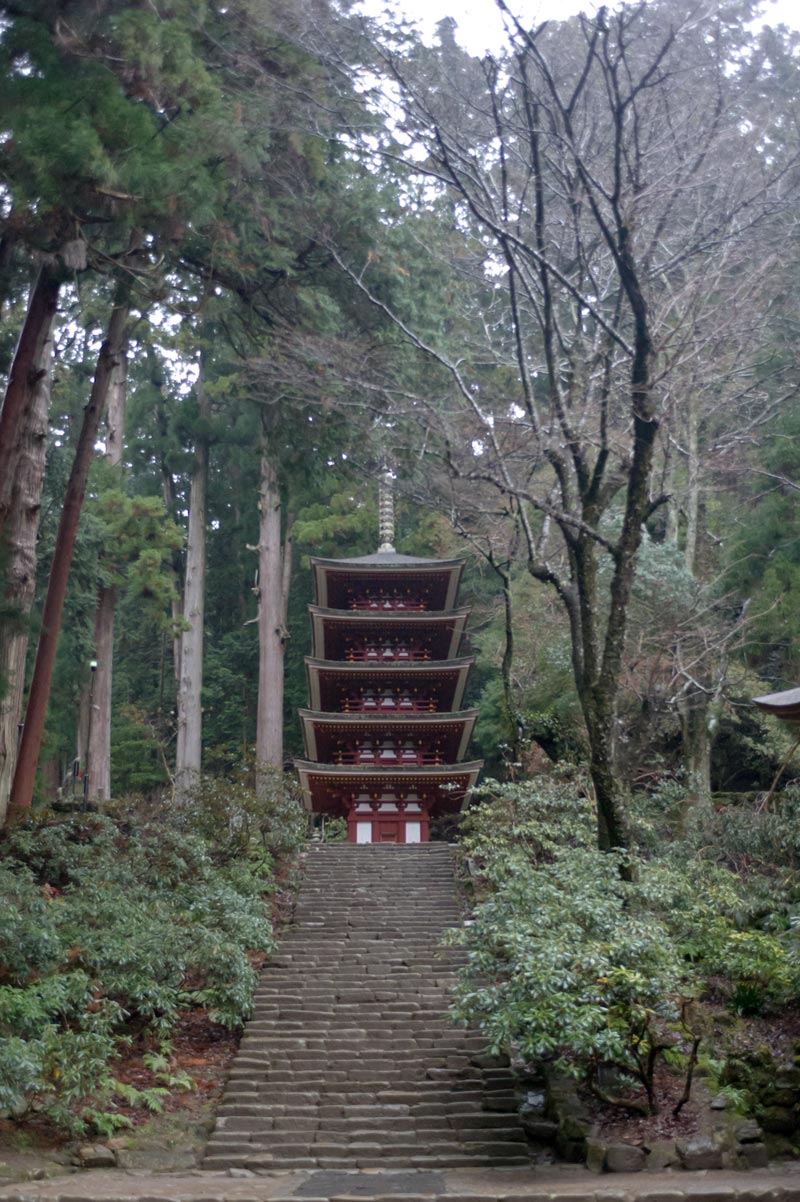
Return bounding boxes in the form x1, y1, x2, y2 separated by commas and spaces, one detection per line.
3, 0, 800, 1140
1, 0, 799, 829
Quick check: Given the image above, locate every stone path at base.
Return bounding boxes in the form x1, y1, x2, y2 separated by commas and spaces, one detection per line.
2, 1164, 800, 1202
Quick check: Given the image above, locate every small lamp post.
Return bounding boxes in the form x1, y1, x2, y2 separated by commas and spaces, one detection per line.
83, 659, 98, 808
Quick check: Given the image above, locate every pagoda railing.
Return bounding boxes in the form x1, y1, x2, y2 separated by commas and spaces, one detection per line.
331, 749, 445, 767
344, 647, 431, 663
340, 695, 437, 713
348, 597, 427, 611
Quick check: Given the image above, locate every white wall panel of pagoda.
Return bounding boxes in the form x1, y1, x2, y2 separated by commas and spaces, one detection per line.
347, 797, 429, 844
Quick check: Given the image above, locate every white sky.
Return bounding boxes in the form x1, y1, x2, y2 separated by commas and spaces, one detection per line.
361, 0, 800, 55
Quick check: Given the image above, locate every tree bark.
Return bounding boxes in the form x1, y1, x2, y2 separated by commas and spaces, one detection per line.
85, 351, 128, 801
6, 281, 130, 826
677, 392, 717, 818
678, 697, 712, 813
684, 396, 700, 575
584, 695, 629, 852
495, 561, 525, 766
0, 229, 18, 319
150, 348, 184, 686
0, 266, 61, 545
0, 292, 57, 825
255, 411, 288, 793
174, 365, 208, 800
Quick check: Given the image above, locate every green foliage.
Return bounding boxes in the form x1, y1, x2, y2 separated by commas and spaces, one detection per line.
143, 1049, 194, 1092
728, 406, 800, 681
451, 844, 684, 1076
89, 488, 182, 627
173, 762, 306, 871
459, 775, 596, 870
468, 571, 584, 772
0, 793, 300, 1132
293, 486, 378, 566
322, 816, 348, 843
451, 778, 800, 1112
0, 1, 240, 239
201, 632, 259, 772
110, 705, 170, 796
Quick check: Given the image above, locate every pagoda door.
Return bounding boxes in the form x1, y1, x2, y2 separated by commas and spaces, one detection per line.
376, 819, 400, 843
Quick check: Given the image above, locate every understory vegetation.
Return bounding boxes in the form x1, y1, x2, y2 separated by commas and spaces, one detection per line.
451, 777, 800, 1119
0, 779, 304, 1136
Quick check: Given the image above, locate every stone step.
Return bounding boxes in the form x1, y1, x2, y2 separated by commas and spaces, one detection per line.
224, 1069, 497, 1085
243, 1019, 473, 1032
236, 1041, 486, 1056
213, 1118, 527, 1140
216, 1096, 496, 1117
205, 1135, 532, 1157
204, 844, 530, 1173
221, 1086, 493, 1105
207, 1122, 529, 1148
203, 1150, 532, 1170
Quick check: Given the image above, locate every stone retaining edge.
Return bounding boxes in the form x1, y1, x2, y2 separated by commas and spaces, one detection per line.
4, 1187, 800, 1202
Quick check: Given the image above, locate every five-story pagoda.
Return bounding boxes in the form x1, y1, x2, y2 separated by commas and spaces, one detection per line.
295, 483, 482, 843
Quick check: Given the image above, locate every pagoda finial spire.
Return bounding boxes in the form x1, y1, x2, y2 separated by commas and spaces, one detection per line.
378, 467, 395, 553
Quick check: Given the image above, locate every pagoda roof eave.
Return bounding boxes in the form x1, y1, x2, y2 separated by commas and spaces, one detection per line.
308, 604, 471, 620
305, 656, 474, 713
295, 759, 483, 775
305, 656, 474, 672
311, 556, 464, 610
310, 553, 465, 569
298, 708, 479, 723
298, 708, 478, 762
294, 759, 483, 814
308, 606, 470, 663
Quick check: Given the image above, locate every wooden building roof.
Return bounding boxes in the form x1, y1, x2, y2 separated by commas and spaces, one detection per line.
752, 687, 800, 721
294, 760, 483, 816
298, 709, 478, 763
311, 552, 464, 611
307, 605, 470, 661
304, 657, 474, 713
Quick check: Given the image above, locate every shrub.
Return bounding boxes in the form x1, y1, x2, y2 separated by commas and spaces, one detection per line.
449, 840, 690, 1113
450, 777, 800, 1114
169, 761, 306, 871
0, 785, 301, 1133
459, 773, 595, 870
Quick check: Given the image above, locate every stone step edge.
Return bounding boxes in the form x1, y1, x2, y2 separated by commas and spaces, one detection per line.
7, 1176, 800, 1202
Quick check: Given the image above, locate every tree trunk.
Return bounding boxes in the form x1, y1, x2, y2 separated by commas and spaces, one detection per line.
678, 391, 717, 820
499, 568, 522, 764
0, 266, 61, 545
684, 396, 700, 575
677, 696, 712, 815
0, 229, 18, 319
0, 294, 56, 825
583, 689, 629, 853
163, 474, 184, 686
6, 282, 130, 826
85, 348, 128, 801
566, 523, 638, 860
663, 429, 679, 546
174, 366, 208, 800
151, 348, 184, 686
255, 412, 288, 793
86, 588, 116, 801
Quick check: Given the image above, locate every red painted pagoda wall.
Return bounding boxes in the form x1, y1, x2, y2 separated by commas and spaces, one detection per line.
297, 554, 481, 843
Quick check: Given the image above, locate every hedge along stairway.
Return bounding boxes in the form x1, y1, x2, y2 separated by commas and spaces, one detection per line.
203, 843, 532, 1172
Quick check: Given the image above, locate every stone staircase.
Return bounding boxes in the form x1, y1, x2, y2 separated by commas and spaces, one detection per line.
203, 843, 532, 1171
